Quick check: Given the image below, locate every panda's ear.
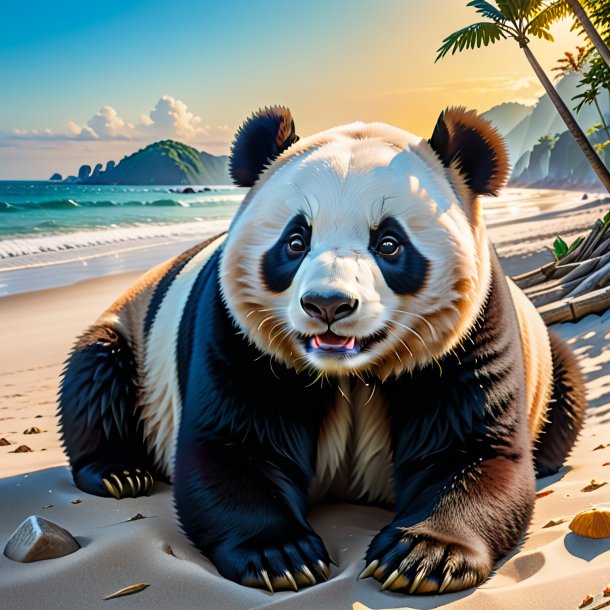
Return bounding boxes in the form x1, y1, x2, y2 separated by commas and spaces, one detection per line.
428, 107, 509, 195
229, 106, 299, 187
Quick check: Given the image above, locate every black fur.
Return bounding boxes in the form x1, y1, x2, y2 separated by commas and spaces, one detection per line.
262, 213, 311, 293
534, 331, 587, 477
369, 217, 429, 295
229, 106, 299, 187
364, 259, 534, 585
58, 326, 153, 496
429, 109, 500, 195
173, 251, 336, 585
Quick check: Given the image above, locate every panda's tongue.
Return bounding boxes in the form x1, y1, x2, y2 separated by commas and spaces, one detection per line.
312, 332, 356, 351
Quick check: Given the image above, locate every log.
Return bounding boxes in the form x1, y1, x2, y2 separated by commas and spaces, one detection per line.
578, 220, 607, 261
566, 259, 610, 298
589, 234, 610, 259
539, 286, 610, 325
511, 262, 556, 289
528, 278, 584, 308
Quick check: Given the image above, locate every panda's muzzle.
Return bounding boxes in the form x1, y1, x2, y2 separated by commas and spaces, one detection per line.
300, 291, 358, 324
300, 291, 385, 356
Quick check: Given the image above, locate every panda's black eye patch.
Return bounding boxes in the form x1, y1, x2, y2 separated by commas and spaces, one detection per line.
262, 214, 311, 292
369, 218, 429, 295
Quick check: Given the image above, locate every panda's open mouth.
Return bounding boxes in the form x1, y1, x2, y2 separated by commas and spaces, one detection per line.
304, 330, 387, 356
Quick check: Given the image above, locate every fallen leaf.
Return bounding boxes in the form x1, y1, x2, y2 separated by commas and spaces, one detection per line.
103, 583, 149, 600
579, 594, 594, 608
542, 519, 566, 528
594, 444, 610, 451
126, 513, 145, 521
581, 480, 608, 493
536, 489, 554, 499
604, 584, 610, 596
603, 462, 610, 467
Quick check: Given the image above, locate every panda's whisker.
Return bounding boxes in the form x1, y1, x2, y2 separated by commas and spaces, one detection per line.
392, 320, 432, 356
257, 315, 276, 332
391, 309, 438, 340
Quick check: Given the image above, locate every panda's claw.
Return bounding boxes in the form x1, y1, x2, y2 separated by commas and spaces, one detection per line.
300, 565, 317, 586
102, 477, 120, 500
316, 560, 330, 580
381, 569, 400, 591
359, 559, 378, 579
125, 475, 137, 497
274, 570, 297, 592
261, 569, 273, 593
109, 473, 124, 497
144, 473, 154, 495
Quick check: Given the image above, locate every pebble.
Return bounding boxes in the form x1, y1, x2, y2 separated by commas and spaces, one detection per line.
3, 515, 80, 562
0, 438, 11, 446
9, 445, 32, 453
23, 427, 43, 435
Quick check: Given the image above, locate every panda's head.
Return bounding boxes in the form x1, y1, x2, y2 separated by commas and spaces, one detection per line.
220, 106, 508, 379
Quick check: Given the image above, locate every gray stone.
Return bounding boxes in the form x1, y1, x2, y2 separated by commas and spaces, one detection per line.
4, 515, 80, 562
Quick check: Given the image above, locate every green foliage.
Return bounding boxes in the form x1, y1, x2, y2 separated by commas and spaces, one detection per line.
436, 22, 506, 59
553, 234, 584, 259
538, 133, 559, 146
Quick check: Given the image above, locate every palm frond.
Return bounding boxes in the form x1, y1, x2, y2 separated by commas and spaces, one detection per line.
467, 0, 508, 21
436, 22, 507, 60
527, 0, 570, 33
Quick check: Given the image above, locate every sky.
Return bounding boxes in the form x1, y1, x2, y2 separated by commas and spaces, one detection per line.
0, 0, 585, 179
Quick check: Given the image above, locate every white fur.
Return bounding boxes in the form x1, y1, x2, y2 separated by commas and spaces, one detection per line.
221, 121, 490, 378
140, 235, 226, 476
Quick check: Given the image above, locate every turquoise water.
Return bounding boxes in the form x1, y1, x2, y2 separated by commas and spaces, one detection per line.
0, 181, 245, 238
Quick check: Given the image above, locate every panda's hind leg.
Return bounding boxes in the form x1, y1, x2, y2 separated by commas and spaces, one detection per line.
534, 331, 587, 477
59, 324, 154, 499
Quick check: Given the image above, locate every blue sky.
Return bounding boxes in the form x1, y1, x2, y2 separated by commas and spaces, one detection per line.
0, 1, 582, 178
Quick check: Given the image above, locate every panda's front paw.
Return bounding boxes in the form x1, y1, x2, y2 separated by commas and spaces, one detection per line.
361, 523, 492, 594
73, 461, 154, 499
216, 532, 331, 592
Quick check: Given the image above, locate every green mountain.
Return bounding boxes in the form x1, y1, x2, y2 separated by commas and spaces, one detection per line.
60, 140, 230, 185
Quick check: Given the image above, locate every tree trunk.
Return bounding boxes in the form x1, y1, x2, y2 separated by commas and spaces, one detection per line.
521, 43, 610, 193
566, 0, 610, 71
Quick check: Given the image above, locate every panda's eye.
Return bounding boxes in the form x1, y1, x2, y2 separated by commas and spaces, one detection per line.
376, 236, 401, 256
287, 233, 306, 254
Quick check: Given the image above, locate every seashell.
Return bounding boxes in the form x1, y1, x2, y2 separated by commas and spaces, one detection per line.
23, 427, 43, 435
3, 515, 80, 562
578, 593, 594, 608
569, 507, 610, 539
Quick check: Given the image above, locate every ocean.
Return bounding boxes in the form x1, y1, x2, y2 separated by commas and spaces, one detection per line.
0, 181, 245, 258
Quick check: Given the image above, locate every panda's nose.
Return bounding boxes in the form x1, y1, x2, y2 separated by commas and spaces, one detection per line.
300, 292, 358, 324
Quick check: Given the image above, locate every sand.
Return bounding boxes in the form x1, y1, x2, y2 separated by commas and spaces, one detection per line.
1, 188, 610, 610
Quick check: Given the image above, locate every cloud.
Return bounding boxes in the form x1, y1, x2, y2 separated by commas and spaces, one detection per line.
139, 95, 207, 140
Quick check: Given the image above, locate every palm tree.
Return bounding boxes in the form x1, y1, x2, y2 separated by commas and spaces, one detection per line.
552, 46, 610, 138
563, 0, 610, 71
437, 0, 610, 193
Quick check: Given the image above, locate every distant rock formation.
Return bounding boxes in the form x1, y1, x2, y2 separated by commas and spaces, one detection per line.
49, 173, 62, 181
483, 72, 610, 190
56, 140, 230, 186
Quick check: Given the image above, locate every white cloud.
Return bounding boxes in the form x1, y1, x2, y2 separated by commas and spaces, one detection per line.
139, 95, 207, 140
0, 97, 222, 146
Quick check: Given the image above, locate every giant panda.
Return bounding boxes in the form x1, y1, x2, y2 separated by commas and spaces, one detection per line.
58, 106, 586, 595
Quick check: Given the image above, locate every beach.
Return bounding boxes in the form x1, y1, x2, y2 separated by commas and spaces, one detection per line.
1, 188, 610, 609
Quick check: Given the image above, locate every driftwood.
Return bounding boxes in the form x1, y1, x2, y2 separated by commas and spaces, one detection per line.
512, 213, 610, 324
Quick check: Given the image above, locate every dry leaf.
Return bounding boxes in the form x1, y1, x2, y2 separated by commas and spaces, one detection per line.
103, 583, 149, 600
579, 594, 594, 608
604, 584, 610, 597
594, 444, 610, 451
23, 427, 43, 435
536, 489, 554, 499
603, 462, 610, 467
542, 518, 565, 528
581, 480, 607, 493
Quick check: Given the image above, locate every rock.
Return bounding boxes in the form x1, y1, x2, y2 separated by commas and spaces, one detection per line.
92, 163, 103, 177
23, 427, 43, 435
78, 165, 92, 180
582, 193, 589, 200
105, 160, 116, 173
49, 173, 62, 181
0, 438, 11, 446
182, 187, 195, 193
9, 445, 32, 453
3, 515, 80, 562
